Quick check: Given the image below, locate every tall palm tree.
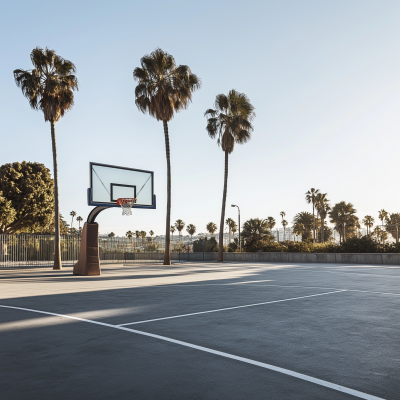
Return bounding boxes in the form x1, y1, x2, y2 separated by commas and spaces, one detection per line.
133, 48, 200, 265
280, 211, 286, 220
76, 216, 83, 230
378, 209, 388, 228
14, 47, 78, 270
175, 219, 185, 241
126, 230, 133, 238
266, 217, 276, 230
205, 90, 255, 262
206, 222, 217, 237
305, 188, 320, 244
70, 211, 76, 229
186, 224, 196, 239
362, 216, 374, 235
315, 193, 330, 243
281, 219, 288, 241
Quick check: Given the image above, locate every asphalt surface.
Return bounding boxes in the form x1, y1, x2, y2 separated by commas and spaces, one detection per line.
0, 262, 399, 399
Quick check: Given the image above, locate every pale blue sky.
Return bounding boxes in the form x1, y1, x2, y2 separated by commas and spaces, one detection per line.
1, 0, 400, 236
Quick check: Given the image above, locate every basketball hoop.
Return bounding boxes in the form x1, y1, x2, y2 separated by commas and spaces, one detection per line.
117, 198, 137, 216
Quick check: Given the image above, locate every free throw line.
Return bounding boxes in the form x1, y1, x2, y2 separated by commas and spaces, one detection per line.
118, 290, 346, 326
0, 304, 384, 400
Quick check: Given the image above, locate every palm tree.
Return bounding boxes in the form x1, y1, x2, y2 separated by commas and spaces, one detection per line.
175, 219, 185, 241
386, 213, 400, 243
226, 218, 236, 243
126, 230, 133, 238
281, 219, 288, 241
108, 232, 115, 238
14, 47, 78, 270
241, 218, 272, 249
231, 222, 238, 241
266, 217, 276, 230
315, 193, 330, 243
362, 216, 374, 235
292, 223, 305, 240
305, 188, 320, 243
133, 49, 201, 265
170, 225, 176, 239
149, 230, 154, 237
140, 231, 147, 239
186, 224, 196, 239
293, 212, 313, 241
280, 211, 286, 220
135, 230, 140, 239
205, 90, 255, 262
378, 209, 388, 228
70, 211, 76, 229
76, 216, 83, 230
329, 202, 357, 243
206, 222, 217, 237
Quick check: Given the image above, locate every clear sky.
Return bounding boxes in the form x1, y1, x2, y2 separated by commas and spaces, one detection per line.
1, 0, 400, 236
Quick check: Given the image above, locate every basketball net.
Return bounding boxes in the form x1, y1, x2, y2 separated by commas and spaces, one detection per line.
117, 198, 137, 216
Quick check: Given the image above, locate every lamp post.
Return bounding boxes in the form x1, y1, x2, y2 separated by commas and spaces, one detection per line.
231, 204, 241, 252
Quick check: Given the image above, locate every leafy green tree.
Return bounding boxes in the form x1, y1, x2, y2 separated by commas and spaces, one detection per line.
305, 188, 320, 243
175, 219, 185, 241
242, 218, 273, 251
205, 90, 255, 262
70, 211, 76, 229
386, 213, 400, 243
186, 224, 196, 239
0, 162, 54, 234
133, 48, 201, 265
76, 216, 83, 230
362, 215, 374, 235
40, 214, 69, 235
206, 222, 217, 237
266, 217, 276, 230
293, 212, 313, 240
126, 230, 133, 238
315, 193, 330, 242
329, 202, 358, 243
14, 47, 78, 270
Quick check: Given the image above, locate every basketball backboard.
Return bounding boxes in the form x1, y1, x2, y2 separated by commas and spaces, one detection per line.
88, 162, 156, 209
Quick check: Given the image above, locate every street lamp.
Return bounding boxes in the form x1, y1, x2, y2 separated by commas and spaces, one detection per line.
231, 204, 241, 252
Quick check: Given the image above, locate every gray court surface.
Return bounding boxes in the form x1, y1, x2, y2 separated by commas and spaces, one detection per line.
1, 262, 399, 400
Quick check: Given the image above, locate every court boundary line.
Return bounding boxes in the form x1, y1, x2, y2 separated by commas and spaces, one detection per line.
0, 304, 384, 400
118, 290, 346, 326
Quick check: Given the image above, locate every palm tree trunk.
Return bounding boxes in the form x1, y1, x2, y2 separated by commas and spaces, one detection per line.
321, 216, 325, 242
312, 203, 315, 243
218, 151, 229, 262
50, 121, 62, 270
163, 120, 171, 265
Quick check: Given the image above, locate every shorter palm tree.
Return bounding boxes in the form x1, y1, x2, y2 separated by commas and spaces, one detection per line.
226, 218, 235, 243
126, 230, 134, 238
206, 222, 217, 237
70, 211, 76, 229
175, 219, 185, 241
280, 211, 286, 220
135, 230, 140, 239
266, 217, 276, 230
108, 232, 115, 238
362, 216, 374, 235
170, 225, 176, 238
76, 216, 83, 230
378, 209, 388, 227
149, 230, 154, 237
186, 224, 196, 239
281, 219, 288, 241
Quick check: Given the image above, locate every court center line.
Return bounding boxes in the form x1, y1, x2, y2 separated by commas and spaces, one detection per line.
118, 290, 346, 327
0, 304, 384, 400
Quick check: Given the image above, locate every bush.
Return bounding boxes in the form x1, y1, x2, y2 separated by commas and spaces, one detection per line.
193, 237, 218, 252
337, 236, 380, 253
262, 242, 286, 252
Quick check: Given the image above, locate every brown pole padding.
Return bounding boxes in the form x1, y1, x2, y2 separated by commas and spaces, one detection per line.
73, 222, 101, 275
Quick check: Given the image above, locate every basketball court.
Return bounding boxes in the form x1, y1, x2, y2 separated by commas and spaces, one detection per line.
1, 262, 398, 399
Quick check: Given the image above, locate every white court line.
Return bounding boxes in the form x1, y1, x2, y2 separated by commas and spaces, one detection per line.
118, 290, 346, 326
0, 304, 384, 400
